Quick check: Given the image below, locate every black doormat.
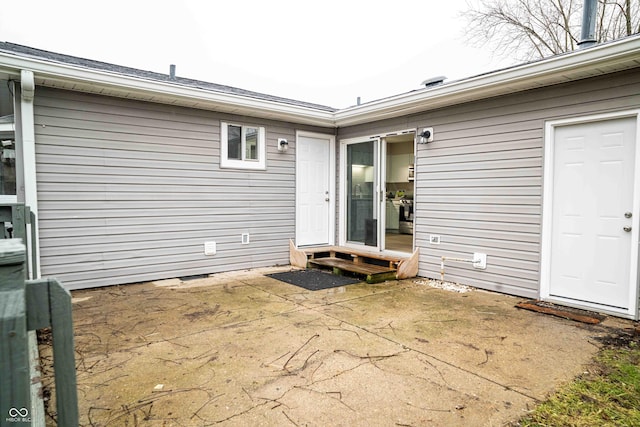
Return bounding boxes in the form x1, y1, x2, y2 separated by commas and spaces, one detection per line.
267, 269, 361, 291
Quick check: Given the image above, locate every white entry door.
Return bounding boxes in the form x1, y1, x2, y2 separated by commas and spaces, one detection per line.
548, 116, 638, 312
296, 133, 334, 247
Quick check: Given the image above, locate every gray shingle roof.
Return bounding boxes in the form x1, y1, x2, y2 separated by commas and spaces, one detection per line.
0, 42, 337, 112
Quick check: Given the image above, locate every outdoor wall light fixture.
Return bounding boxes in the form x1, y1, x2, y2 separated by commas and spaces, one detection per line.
418, 127, 434, 144
277, 138, 289, 152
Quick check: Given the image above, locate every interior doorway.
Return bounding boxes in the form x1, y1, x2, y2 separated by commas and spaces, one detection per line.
340, 130, 415, 254
384, 134, 415, 253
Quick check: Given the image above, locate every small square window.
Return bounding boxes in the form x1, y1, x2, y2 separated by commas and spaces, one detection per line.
221, 122, 266, 170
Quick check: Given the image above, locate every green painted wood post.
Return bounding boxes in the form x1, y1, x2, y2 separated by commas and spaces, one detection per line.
0, 204, 31, 280
28, 210, 37, 280
24, 279, 79, 426
2, 238, 78, 426
48, 279, 78, 427
0, 239, 31, 426
25, 278, 79, 426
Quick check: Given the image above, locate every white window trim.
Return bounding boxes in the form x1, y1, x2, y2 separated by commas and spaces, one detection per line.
220, 121, 266, 170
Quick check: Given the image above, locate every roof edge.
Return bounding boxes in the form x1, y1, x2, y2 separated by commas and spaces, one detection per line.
334, 35, 640, 127
0, 44, 336, 127
1, 36, 639, 128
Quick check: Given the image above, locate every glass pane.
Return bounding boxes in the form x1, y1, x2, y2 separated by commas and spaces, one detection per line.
227, 125, 241, 160
245, 127, 258, 161
1, 139, 16, 196
346, 141, 377, 246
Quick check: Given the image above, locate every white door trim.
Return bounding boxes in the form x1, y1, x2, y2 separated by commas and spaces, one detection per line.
540, 110, 640, 319
295, 131, 335, 247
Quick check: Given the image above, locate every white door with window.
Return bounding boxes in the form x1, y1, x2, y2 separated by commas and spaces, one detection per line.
543, 114, 639, 318
296, 132, 334, 247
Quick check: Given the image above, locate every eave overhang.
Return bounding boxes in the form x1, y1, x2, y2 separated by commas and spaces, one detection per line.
334, 35, 640, 127
0, 35, 639, 130
0, 53, 336, 127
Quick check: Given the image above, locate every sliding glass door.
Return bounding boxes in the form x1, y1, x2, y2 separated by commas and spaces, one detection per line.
345, 139, 379, 248
341, 131, 416, 254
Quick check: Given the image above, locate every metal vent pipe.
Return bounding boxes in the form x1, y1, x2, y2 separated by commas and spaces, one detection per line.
578, 0, 598, 48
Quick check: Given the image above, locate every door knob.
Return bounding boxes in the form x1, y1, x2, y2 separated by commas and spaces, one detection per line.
625, 212, 633, 218
623, 226, 632, 232
325, 198, 330, 202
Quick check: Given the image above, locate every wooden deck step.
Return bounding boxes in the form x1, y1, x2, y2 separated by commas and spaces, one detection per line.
303, 247, 406, 276
308, 257, 397, 284
308, 257, 393, 275
288, 240, 419, 282
304, 246, 406, 265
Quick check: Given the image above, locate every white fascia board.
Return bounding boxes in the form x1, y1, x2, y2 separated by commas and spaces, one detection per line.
0, 53, 335, 127
334, 36, 640, 127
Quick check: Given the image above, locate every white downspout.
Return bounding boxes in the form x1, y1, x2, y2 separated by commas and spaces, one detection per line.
20, 69, 40, 278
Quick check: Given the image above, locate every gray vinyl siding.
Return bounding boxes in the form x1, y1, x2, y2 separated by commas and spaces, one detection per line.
337, 68, 640, 298
34, 88, 329, 290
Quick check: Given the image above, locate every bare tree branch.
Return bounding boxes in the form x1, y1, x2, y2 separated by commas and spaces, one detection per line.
463, 0, 639, 61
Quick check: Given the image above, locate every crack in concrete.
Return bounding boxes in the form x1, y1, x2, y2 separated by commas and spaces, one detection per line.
67, 275, 614, 425
256, 280, 545, 403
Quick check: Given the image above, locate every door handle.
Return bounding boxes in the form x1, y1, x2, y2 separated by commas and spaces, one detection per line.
623, 226, 632, 232
325, 198, 330, 202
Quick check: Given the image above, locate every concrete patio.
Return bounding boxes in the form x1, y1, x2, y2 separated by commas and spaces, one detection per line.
53, 266, 632, 426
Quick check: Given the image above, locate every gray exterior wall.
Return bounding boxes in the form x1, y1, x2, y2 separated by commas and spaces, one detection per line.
337, 68, 640, 298
34, 87, 330, 290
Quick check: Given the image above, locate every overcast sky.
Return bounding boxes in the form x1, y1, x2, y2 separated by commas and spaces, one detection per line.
1, 0, 515, 108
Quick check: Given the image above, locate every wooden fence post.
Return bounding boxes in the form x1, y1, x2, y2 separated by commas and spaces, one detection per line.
0, 239, 31, 426
1, 238, 78, 426
24, 278, 79, 426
